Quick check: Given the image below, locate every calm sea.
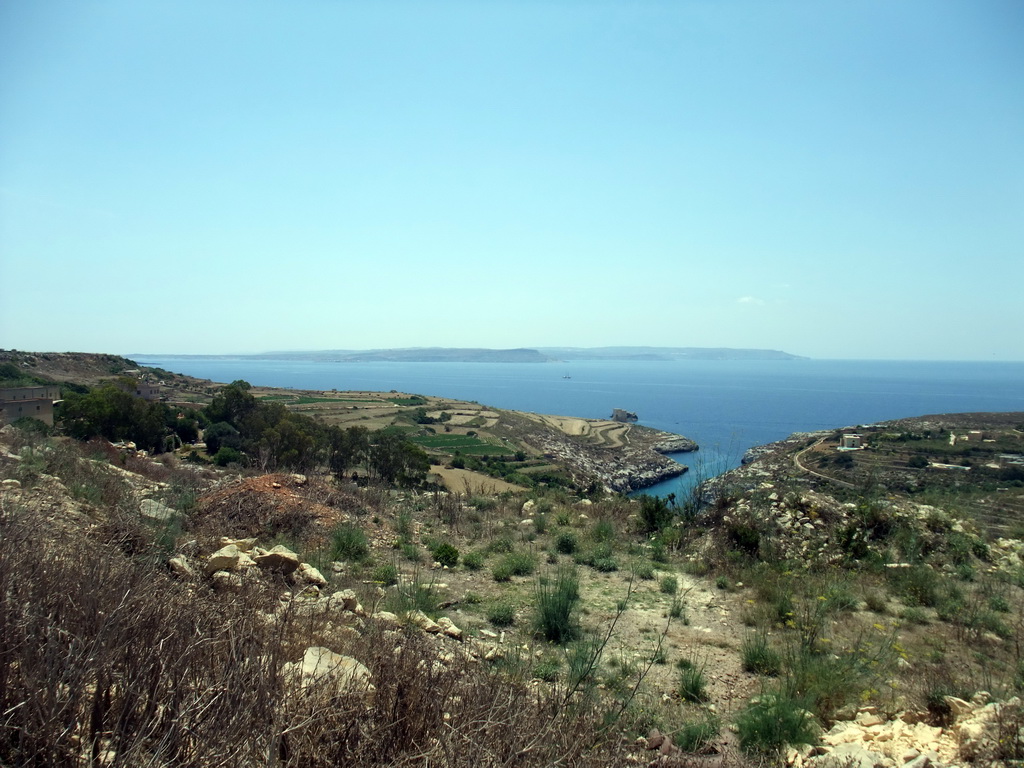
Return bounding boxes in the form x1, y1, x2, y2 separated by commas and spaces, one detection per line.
135, 357, 1024, 498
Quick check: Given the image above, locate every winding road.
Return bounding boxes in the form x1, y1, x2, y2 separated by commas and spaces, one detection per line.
793, 437, 857, 489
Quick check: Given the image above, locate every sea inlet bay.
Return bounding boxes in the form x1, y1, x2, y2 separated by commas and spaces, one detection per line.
134, 356, 1024, 497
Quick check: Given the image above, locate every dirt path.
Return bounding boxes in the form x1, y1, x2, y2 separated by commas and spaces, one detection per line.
794, 438, 856, 489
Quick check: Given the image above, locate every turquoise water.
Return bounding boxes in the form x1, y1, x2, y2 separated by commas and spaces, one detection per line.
136, 356, 1024, 497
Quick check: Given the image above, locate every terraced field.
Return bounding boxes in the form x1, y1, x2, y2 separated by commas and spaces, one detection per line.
519, 413, 631, 448
409, 433, 514, 456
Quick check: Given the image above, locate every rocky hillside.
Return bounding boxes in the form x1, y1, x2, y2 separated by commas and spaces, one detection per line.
5, 411, 1024, 766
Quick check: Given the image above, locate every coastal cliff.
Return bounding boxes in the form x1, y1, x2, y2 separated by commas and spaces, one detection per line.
500, 412, 697, 493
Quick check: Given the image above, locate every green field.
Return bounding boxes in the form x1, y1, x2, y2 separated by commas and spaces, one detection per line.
409, 434, 513, 455
258, 395, 377, 405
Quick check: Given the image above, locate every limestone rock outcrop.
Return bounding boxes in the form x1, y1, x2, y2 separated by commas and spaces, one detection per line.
283, 646, 373, 693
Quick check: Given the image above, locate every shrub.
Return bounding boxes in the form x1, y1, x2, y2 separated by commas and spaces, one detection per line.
989, 594, 1011, 613
384, 573, 442, 618
492, 561, 514, 582
678, 657, 709, 703
400, 542, 423, 563
331, 523, 370, 562
669, 597, 686, 621
555, 531, 578, 554
432, 542, 459, 568
566, 637, 603, 693
976, 610, 1012, 639
534, 566, 581, 643
395, 511, 413, 539
469, 495, 497, 511
533, 657, 561, 682
0, 503, 634, 767
639, 495, 674, 532
864, 589, 888, 614
673, 713, 720, 753
371, 562, 399, 586
633, 561, 655, 580
660, 575, 678, 595
923, 675, 972, 725
741, 633, 781, 676
783, 640, 893, 722
823, 580, 859, 613
892, 565, 941, 607
504, 550, 537, 576
488, 537, 514, 554
902, 606, 930, 625
463, 550, 485, 571
487, 599, 516, 627
727, 521, 761, 558
575, 543, 618, 572
650, 540, 669, 564
213, 446, 243, 466
592, 519, 615, 543
736, 693, 819, 756
955, 563, 976, 582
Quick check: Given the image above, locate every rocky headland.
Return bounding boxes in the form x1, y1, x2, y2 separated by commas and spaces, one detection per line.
500, 411, 697, 492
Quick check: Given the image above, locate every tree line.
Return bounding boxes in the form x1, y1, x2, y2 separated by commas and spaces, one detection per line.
55, 379, 431, 487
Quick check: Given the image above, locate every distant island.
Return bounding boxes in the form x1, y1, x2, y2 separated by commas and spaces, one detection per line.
538, 346, 805, 361
132, 346, 805, 363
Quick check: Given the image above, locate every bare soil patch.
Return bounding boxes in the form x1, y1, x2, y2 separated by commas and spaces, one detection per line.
430, 465, 527, 494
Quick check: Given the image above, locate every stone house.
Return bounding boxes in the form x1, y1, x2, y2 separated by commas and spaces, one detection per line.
840, 433, 863, 449
0, 385, 61, 426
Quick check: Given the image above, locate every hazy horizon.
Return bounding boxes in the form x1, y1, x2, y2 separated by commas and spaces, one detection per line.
2, 2, 1021, 361
128, 346, 1024, 364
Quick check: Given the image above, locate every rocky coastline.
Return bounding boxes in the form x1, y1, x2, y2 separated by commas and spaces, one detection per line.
652, 435, 699, 454
507, 416, 698, 493
538, 436, 691, 493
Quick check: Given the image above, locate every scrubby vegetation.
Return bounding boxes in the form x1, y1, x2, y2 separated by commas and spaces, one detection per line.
4, 367, 1024, 766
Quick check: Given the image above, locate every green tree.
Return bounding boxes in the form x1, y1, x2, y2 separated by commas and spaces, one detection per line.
367, 432, 431, 487
203, 421, 241, 456
328, 425, 369, 479
58, 384, 169, 452
256, 414, 323, 472
205, 381, 257, 427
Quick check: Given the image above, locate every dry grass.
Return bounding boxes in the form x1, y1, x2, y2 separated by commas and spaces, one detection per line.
0, 500, 635, 767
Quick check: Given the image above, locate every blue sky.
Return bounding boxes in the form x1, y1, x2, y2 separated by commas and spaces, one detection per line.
1, 1, 1021, 360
